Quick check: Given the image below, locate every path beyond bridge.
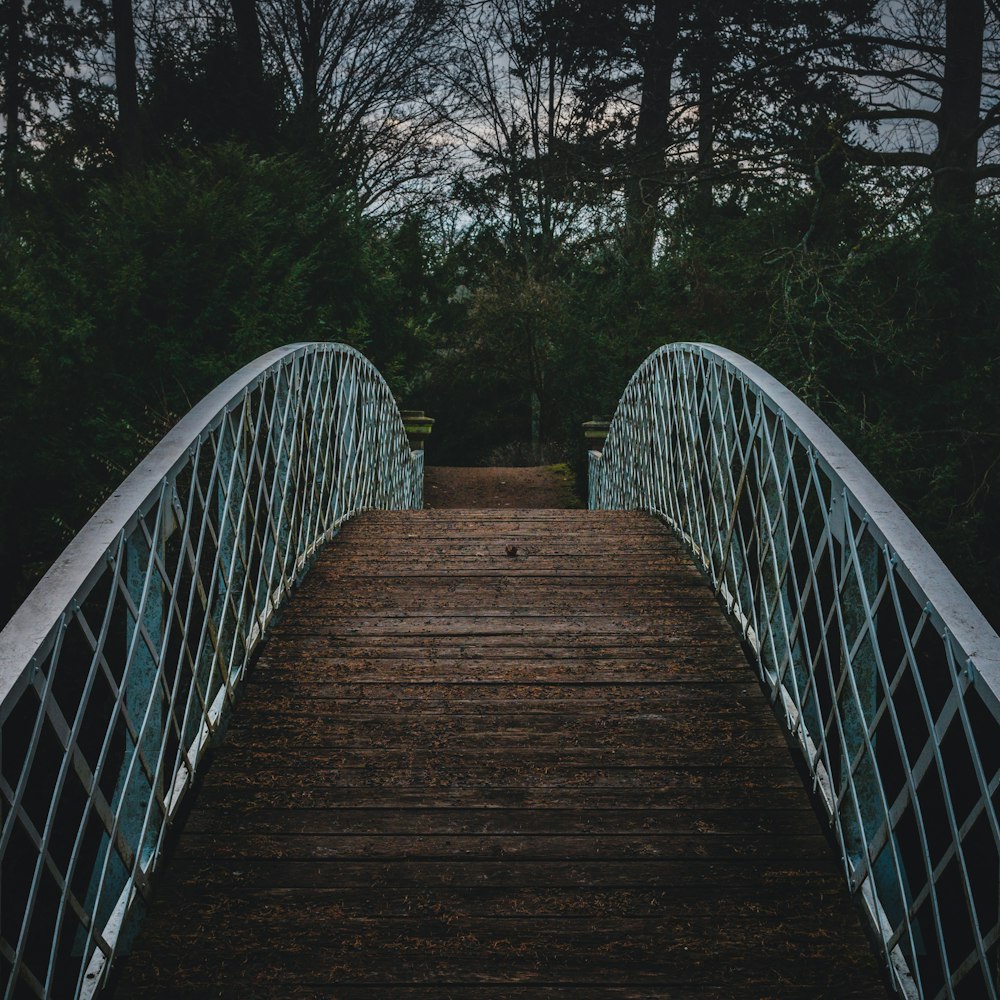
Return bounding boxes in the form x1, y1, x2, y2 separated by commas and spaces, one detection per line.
112, 467, 887, 998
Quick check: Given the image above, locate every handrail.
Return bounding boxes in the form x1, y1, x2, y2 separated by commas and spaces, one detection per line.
0, 343, 423, 999
590, 342, 1000, 1000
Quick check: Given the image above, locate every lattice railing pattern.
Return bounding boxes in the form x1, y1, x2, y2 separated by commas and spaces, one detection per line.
590, 343, 1000, 1000
0, 343, 422, 999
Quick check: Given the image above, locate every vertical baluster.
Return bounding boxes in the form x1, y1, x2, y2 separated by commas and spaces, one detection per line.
709, 366, 735, 610
258, 366, 292, 618
412, 448, 425, 510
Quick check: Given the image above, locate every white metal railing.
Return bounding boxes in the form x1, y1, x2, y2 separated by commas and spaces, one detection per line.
0, 343, 423, 999
590, 343, 1000, 1000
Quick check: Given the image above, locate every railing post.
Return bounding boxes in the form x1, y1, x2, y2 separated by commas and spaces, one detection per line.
402, 410, 435, 452
634, 378, 654, 511
759, 414, 793, 686
359, 370, 379, 508
274, 363, 295, 594
758, 415, 822, 745
649, 357, 669, 515
255, 364, 293, 627
398, 410, 432, 510
123, 524, 167, 860
187, 404, 251, 762
709, 365, 750, 621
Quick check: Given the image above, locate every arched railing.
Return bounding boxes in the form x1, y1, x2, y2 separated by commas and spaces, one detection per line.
590, 343, 1000, 1000
0, 343, 422, 999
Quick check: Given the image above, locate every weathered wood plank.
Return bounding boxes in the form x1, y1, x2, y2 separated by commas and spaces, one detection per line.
154, 857, 860, 891
111, 506, 888, 999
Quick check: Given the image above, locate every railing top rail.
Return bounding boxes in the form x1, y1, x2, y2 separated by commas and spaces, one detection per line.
0, 341, 374, 708
630, 342, 1000, 698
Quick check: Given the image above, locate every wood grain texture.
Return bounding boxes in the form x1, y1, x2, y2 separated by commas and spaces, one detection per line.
111, 509, 889, 999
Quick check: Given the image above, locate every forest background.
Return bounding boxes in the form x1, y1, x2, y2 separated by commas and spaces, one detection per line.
1, 0, 999, 631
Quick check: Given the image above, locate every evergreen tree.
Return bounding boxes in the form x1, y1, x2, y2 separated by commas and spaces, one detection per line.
0, 0, 105, 205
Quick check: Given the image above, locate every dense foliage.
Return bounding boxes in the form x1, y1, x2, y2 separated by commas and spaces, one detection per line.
1, 0, 999, 630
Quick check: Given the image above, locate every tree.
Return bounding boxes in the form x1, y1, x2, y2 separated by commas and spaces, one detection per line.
230, 0, 264, 100
623, 0, 682, 262
257, 0, 450, 211
3, 0, 22, 206
466, 264, 571, 460
549, 1, 876, 261
112, 0, 141, 167
0, 0, 105, 205
844, 0, 999, 214
442, 0, 620, 273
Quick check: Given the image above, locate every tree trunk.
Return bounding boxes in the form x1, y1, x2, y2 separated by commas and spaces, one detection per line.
623, 0, 682, 266
695, 5, 716, 225
4, 0, 22, 207
112, 0, 141, 169
294, 3, 323, 145
932, 0, 984, 213
232, 0, 263, 81
230, 0, 270, 147
530, 388, 541, 462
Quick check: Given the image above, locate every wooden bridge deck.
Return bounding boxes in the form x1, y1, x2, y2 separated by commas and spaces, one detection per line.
113, 508, 888, 999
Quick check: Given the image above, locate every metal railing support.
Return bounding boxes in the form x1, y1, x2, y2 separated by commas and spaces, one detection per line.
0, 343, 422, 999
590, 342, 1000, 1000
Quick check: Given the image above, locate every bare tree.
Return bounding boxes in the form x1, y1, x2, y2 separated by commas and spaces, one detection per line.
439, 0, 600, 456
258, 0, 452, 212
441, 0, 593, 265
845, 0, 1000, 213
230, 0, 267, 145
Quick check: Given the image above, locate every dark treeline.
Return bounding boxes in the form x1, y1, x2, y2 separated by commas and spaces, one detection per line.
1, 0, 1000, 627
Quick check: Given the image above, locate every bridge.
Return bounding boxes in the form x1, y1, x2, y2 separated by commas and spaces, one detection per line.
1, 343, 998, 999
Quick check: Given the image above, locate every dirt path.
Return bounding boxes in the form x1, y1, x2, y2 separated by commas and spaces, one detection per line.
423, 465, 581, 509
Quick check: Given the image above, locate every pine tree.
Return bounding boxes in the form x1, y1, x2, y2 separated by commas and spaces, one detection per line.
0, 0, 105, 205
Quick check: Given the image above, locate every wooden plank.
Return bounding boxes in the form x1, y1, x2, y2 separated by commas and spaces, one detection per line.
153, 857, 856, 891
111, 505, 888, 999
194, 760, 803, 792
118, 987, 881, 1000
181, 806, 824, 836
145, 882, 862, 917
192, 774, 813, 810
